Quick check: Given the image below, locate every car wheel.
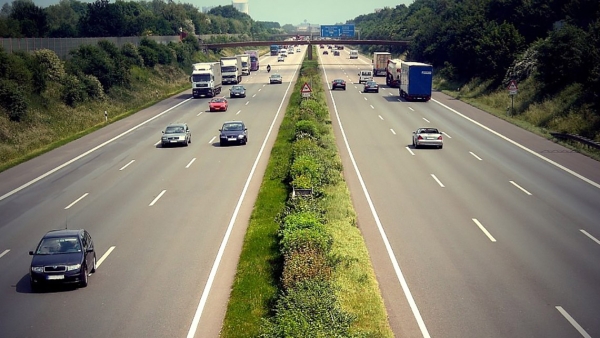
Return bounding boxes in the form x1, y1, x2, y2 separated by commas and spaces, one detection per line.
184, 139, 189, 147
80, 266, 89, 288
343, 87, 346, 90
220, 141, 225, 147
161, 142, 166, 148
189, 137, 192, 144
376, 90, 379, 93
439, 145, 443, 149
30, 278, 40, 292
91, 255, 97, 273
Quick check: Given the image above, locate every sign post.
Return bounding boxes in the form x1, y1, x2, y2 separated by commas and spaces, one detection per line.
301, 82, 312, 98
507, 80, 518, 116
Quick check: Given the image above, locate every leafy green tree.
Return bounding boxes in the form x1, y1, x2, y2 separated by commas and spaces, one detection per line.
46, 0, 82, 37
0, 78, 28, 121
9, 0, 47, 37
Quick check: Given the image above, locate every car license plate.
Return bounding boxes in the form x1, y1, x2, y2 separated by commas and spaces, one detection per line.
47, 275, 64, 280
170, 140, 178, 143
427, 137, 435, 140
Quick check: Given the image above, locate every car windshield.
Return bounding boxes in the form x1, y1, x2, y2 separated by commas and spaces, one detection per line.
232, 86, 243, 91
36, 237, 81, 255
334, 79, 343, 83
366, 82, 377, 85
420, 129, 439, 134
192, 74, 211, 82
271, 74, 281, 78
166, 126, 185, 134
223, 123, 244, 131
212, 98, 225, 102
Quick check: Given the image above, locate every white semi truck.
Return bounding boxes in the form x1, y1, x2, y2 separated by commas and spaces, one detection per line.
190, 62, 222, 98
237, 54, 250, 75
386, 58, 404, 88
220, 56, 242, 84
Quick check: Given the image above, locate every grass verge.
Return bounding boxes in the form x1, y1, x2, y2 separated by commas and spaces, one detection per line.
222, 48, 393, 337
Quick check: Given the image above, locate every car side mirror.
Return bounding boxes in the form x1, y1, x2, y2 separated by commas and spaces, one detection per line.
86, 248, 94, 253
162, 131, 165, 134
219, 129, 222, 132
412, 131, 416, 134
29, 250, 34, 255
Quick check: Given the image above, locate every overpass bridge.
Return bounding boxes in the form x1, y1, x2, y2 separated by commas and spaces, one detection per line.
202, 39, 410, 59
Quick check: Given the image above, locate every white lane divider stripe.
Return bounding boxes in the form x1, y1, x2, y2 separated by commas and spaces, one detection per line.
186, 158, 196, 168
0, 249, 10, 259
406, 147, 415, 156
442, 132, 452, 138
509, 181, 532, 195
96, 246, 115, 268
408, 107, 414, 111
469, 152, 483, 161
472, 218, 496, 242
423, 117, 430, 123
378, 115, 384, 120
390, 129, 396, 135
555, 306, 591, 338
580, 229, 600, 246
431, 174, 445, 187
119, 160, 135, 171
208, 136, 216, 144
149, 190, 166, 206
65, 193, 89, 209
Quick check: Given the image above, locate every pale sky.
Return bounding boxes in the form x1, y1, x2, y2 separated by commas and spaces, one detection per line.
3, 0, 412, 26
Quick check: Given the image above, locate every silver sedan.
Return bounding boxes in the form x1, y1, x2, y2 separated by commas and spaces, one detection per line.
412, 127, 443, 149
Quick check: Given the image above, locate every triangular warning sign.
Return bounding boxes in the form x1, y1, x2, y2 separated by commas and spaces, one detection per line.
507, 80, 518, 91
301, 82, 312, 92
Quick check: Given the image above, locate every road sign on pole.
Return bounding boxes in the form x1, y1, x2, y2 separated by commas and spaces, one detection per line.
320, 24, 355, 38
301, 82, 312, 98
507, 80, 518, 95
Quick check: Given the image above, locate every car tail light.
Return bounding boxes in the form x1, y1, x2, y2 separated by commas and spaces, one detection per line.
417, 135, 423, 140
438, 135, 443, 140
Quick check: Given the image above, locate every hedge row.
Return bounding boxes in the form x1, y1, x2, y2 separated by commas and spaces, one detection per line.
260, 61, 363, 337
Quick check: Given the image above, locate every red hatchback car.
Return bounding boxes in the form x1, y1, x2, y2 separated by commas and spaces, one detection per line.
209, 97, 228, 112
331, 79, 346, 90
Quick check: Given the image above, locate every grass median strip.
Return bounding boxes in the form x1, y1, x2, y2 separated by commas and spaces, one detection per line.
222, 49, 393, 337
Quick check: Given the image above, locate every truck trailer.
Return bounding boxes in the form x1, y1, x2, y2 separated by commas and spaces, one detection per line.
372, 52, 391, 77
190, 62, 222, 98
386, 58, 404, 88
244, 50, 260, 71
220, 56, 242, 84
399, 62, 433, 101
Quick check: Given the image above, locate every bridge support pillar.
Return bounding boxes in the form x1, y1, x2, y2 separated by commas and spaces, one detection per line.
308, 44, 313, 60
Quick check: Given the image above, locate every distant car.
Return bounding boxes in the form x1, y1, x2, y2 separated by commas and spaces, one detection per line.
320, 44, 324, 48
328, 45, 332, 49
333, 50, 340, 56
161, 123, 191, 147
269, 73, 283, 84
363, 80, 379, 93
280, 51, 287, 57
278, 55, 285, 62
331, 79, 346, 90
219, 120, 248, 146
288, 49, 294, 54
296, 48, 301, 52
322, 50, 328, 55
229, 85, 246, 98
412, 128, 443, 149
209, 97, 228, 112
29, 229, 96, 290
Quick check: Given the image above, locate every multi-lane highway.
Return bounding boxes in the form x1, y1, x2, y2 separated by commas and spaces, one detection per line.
319, 47, 600, 337
0, 48, 305, 337
2, 43, 599, 338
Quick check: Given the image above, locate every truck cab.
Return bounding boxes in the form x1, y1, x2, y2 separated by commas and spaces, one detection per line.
349, 50, 358, 59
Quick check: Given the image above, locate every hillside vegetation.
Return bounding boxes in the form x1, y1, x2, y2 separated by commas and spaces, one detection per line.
351, 0, 600, 145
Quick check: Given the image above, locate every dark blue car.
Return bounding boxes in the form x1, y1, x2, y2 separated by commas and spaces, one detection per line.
219, 121, 248, 146
29, 229, 96, 291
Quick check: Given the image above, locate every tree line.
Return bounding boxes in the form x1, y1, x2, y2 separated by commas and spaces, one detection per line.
351, 0, 600, 121
0, 0, 280, 38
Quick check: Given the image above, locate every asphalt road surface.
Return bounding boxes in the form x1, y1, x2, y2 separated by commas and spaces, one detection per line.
0, 48, 305, 338
320, 47, 600, 338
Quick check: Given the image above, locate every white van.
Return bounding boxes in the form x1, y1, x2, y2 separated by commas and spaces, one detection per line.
358, 69, 373, 84
349, 50, 358, 59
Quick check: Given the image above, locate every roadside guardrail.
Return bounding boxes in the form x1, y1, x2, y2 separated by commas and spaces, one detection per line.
550, 132, 600, 150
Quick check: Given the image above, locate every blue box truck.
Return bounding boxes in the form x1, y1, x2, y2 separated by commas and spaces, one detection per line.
399, 62, 433, 101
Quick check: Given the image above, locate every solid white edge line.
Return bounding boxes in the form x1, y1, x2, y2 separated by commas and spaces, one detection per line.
0, 249, 9, 259
580, 229, 600, 246
472, 218, 497, 242
430, 174, 445, 188
322, 54, 432, 338
555, 306, 592, 338
64, 192, 89, 210
96, 246, 115, 268
406, 147, 415, 156
431, 98, 600, 190
186, 158, 196, 169
509, 180, 532, 195
149, 190, 166, 206
186, 61, 302, 338
469, 151, 483, 161
119, 159, 135, 171
0, 98, 193, 202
